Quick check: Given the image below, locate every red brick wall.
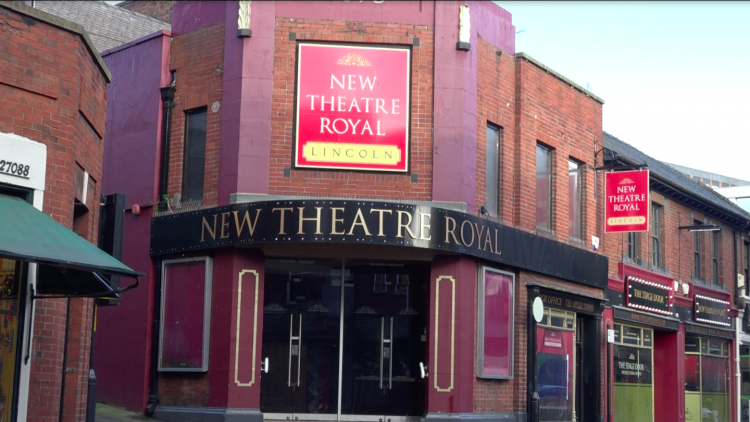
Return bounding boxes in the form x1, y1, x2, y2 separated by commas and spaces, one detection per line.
602, 190, 739, 305
158, 373, 210, 407
166, 23, 224, 207
117, 1, 176, 24
475, 38, 516, 224
269, 18, 434, 199
513, 56, 603, 241
0, 5, 108, 421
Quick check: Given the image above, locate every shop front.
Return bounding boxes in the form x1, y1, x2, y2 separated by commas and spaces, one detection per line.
0, 133, 142, 420
149, 197, 608, 422
606, 269, 682, 422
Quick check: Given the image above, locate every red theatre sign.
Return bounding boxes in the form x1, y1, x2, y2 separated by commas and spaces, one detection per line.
605, 170, 650, 233
294, 43, 411, 172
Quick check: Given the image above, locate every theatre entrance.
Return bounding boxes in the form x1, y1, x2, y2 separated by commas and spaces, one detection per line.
260, 259, 428, 421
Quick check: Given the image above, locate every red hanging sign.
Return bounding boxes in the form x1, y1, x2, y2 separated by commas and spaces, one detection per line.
605, 170, 650, 233
294, 43, 411, 172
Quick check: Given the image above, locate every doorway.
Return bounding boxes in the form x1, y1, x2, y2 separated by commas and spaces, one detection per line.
260, 259, 428, 421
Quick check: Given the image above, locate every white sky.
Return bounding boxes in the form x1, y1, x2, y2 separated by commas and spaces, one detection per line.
499, 1, 750, 182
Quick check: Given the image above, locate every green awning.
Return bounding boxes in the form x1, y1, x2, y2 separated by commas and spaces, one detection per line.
0, 194, 143, 280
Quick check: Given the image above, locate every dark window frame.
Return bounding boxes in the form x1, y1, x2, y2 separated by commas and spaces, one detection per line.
181, 107, 208, 204
712, 231, 719, 287
651, 203, 663, 269
568, 159, 583, 240
627, 232, 639, 262
535, 143, 553, 231
485, 123, 502, 218
693, 222, 702, 281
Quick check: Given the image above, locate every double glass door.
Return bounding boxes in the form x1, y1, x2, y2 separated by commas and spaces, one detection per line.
260, 260, 427, 421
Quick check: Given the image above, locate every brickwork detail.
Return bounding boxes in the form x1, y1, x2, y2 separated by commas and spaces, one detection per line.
269, 18, 434, 200
0, 7, 108, 421
166, 23, 225, 207
117, 1, 175, 24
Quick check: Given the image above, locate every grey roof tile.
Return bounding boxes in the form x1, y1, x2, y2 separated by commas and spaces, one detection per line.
30, 1, 170, 54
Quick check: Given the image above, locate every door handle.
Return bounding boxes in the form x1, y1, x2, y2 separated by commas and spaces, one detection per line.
288, 314, 294, 387
420, 362, 428, 379
380, 317, 384, 389
261, 357, 269, 374
388, 317, 393, 389
297, 314, 302, 388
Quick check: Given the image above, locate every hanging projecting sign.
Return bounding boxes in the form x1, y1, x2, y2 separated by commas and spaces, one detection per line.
605, 170, 650, 233
294, 43, 411, 172
694, 295, 730, 327
625, 276, 673, 316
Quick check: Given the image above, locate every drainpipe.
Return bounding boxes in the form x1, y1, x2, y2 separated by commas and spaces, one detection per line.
158, 84, 177, 206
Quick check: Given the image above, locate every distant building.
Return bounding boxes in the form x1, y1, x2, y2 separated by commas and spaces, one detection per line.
666, 162, 750, 189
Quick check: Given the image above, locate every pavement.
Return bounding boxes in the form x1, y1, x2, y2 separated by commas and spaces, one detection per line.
95, 403, 154, 422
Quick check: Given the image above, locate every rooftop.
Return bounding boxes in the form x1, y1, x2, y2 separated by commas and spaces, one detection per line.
25, 1, 171, 54
603, 132, 750, 229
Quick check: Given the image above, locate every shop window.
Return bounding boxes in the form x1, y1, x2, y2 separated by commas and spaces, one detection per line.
568, 160, 582, 239
477, 267, 514, 379
651, 204, 663, 269
485, 124, 502, 218
612, 323, 654, 422
182, 107, 208, 204
685, 337, 730, 422
536, 144, 553, 231
159, 257, 213, 372
537, 308, 575, 421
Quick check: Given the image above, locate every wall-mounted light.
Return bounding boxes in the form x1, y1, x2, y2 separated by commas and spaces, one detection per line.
678, 224, 721, 232
682, 281, 690, 295
673, 280, 679, 292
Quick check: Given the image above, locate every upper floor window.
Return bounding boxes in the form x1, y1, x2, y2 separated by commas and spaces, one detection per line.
651, 204, 663, 269
745, 242, 749, 296
536, 144, 552, 230
182, 107, 208, 203
485, 124, 502, 218
693, 223, 702, 281
627, 232, 639, 262
568, 160, 583, 239
712, 231, 720, 286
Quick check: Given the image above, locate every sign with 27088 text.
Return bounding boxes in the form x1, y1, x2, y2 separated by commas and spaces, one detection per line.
294, 43, 411, 172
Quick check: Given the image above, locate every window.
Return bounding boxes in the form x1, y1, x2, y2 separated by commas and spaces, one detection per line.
159, 257, 213, 372
485, 124, 501, 217
712, 231, 720, 286
182, 107, 208, 203
477, 267, 514, 379
694, 224, 702, 281
613, 324, 654, 422
568, 160, 582, 239
536, 144, 552, 230
651, 204, 663, 268
627, 232, 639, 262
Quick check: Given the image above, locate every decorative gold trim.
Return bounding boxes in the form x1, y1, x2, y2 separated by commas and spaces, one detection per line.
234, 269, 259, 387
433, 275, 455, 392
337, 52, 371, 66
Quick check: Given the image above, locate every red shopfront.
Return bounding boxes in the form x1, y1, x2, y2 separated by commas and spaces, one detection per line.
605, 264, 737, 422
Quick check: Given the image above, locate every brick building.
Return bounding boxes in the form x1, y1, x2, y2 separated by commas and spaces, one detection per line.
94, 2, 614, 422
0, 2, 140, 421
601, 132, 750, 422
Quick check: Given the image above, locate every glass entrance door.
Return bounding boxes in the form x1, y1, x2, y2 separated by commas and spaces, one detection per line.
261, 260, 428, 421
341, 262, 428, 420
260, 260, 341, 419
